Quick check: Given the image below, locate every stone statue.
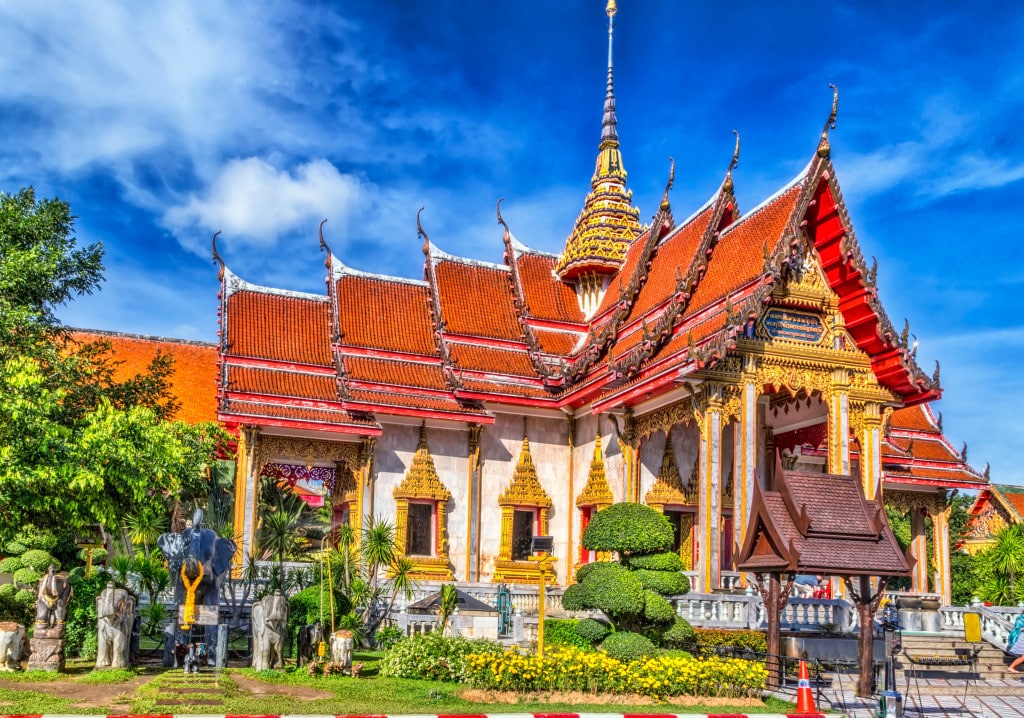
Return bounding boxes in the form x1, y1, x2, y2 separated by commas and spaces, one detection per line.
251, 590, 288, 670
28, 566, 72, 671
0, 622, 25, 671
34, 565, 72, 635
296, 621, 324, 667
329, 629, 353, 671
157, 508, 236, 666
95, 582, 136, 669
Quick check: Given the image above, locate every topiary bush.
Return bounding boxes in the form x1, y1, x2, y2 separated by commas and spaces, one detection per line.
692, 628, 767, 656
14, 589, 34, 605
543, 618, 591, 650
0, 557, 24, 574
4, 542, 27, 556
600, 630, 657, 662
77, 548, 108, 564
642, 590, 676, 625
633, 568, 689, 596
379, 632, 503, 682
12, 566, 41, 589
582, 503, 673, 556
662, 617, 695, 647
374, 625, 403, 650
0, 583, 15, 598
627, 550, 685, 572
20, 549, 58, 573
575, 617, 611, 644
0, 588, 33, 626
562, 562, 645, 618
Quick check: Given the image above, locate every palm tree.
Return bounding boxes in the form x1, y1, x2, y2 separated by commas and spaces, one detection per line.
437, 582, 459, 634
360, 516, 396, 592
979, 524, 1024, 604
124, 507, 168, 558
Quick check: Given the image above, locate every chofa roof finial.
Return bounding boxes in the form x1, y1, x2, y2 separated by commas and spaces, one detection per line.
724, 130, 740, 193
417, 207, 431, 256
211, 230, 225, 281
318, 218, 332, 255
817, 84, 839, 158
659, 158, 675, 211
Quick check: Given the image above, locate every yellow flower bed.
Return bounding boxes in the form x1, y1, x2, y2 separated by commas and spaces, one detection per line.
465, 645, 766, 698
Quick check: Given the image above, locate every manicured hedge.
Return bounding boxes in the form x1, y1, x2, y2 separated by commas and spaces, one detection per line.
633, 567, 689, 596
581, 503, 673, 556
600, 630, 657, 662
662, 617, 696, 646
627, 550, 685, 572
543, 618, 591, 649
692, 627, 768, 655
562, 562, 644, 616
576, 617, 611, 643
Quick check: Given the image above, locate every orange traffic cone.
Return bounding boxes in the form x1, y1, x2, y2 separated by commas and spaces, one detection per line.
794, 659, 818, 714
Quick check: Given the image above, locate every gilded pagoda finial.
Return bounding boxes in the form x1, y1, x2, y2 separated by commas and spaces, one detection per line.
724, 130, 740, 193
211, 230, 225, 281
817, 84, 839, 159
417, 207, 431, 256
659, 157, 675, 211
418, 421, 429, 449
606, 0, 617, 17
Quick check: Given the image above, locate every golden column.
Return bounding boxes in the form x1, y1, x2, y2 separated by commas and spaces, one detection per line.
466, 424, 483, 581
232, 425, 260, 574
565, 413, 576, 584
354, 435, 377, 546
931, 503, 952, 605
828, 369, 851, 475
854, 402, 883, 499
619, 409, 640, 502
698, 394, 724, 594
735, 357, 758, 557
909, 506, 929, 593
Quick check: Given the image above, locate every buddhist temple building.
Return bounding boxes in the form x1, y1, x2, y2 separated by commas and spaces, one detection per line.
960, 483, 1022, 555
84, 2, 988, 604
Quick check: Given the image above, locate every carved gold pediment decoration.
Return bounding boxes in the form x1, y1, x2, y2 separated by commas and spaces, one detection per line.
499, 436, 553, 508
254, 434, 361, 474
645, 432, 688, 508
394, 423, 451, 502
577, 434, 614, 508
771, 250, 834, 309
635, 397, 695, 441
885, 489, 949, 517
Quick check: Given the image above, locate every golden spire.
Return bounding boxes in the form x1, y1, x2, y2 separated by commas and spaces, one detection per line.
499, 432, 552, 508
394, 422, 450, 501
555, 0, 641, 282
578, 432, 614, 508
644, 431, 688, 508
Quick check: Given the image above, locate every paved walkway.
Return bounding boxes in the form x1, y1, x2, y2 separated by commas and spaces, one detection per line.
823, 677, 1024, 716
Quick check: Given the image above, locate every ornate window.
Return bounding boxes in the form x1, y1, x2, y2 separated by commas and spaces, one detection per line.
576, 434, 614, 566
393, 424, 453, 580
493, 435, 554, 584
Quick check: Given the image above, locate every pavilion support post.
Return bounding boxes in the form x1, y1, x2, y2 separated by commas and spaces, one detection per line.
909, 507, 929, 593
232, 426, 260, 576
828, 370, 851, 476
621, 409, 639, 502
932, 504, 952, 605
735, 361, 758, 585
857, 402, 883, 499
847, 575, 888, 698
754, 571, 793, 690
698, 398, 724, 593
466, 425, 483, 582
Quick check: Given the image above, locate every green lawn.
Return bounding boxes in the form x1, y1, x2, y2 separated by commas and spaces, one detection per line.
0, 654, 796, 715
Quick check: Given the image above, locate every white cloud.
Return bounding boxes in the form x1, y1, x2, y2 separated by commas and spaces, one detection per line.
163, 158, 363, 253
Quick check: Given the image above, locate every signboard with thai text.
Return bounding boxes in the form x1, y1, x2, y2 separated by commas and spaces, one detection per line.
763, 308, 824, 343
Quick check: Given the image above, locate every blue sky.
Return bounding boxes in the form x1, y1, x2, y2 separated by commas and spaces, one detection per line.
1, 1, 1021, 485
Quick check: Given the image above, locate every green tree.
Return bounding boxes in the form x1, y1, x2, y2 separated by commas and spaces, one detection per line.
0, 187, 227, 542
977, 523, 1024, 605
562, 503, 691, 648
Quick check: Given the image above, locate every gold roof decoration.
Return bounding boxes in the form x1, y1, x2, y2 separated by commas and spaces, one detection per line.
499, 434, 553, 508
577, 433, 615, 508
394, 423, 451, 502
645, 431, 689, 507
555, 0, 641, 281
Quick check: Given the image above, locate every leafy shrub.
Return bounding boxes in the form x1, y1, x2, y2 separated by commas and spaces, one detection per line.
659, 648, 693, 659
543, 618, 591, 649
374, 625, 403, 650
77, 548, 108, 564
627, 550, 685, 572
0, 589, 33, 625
0, 557, 24, 574
575, 617, 610, 644
692, 628, 767, 656
12, 566, 41, 589
11, 526, 59, 552
641, 590, 675, 625
600, 630, 657, 662
581, 503, 673, 556
465, 644, 765, 698
0, 583, 15, 597
379, 632, 503, 682
662, 617, 695, 646
20, 549, 58, 573
562, 562, 644, 616
287, 584, 351, 656
14, 589, 34, 605
65, 568, 112, 657
4, 542, 27, 556
634, 568, 688, 596
79, 632, 99, 661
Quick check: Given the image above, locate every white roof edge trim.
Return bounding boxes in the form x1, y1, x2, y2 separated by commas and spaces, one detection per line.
329, 254, 428, 286
224, 267, 327, 301
428, 240, 509, 271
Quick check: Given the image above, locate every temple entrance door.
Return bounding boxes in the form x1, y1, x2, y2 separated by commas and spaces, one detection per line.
664, 508, 695, 571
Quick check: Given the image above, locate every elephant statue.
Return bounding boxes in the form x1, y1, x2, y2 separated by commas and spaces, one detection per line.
0, 622, 25, 671
95, 582, 136, 669
329, 629, 353, 671
34, 565, 72, 637
296, 621, 324, 667
157, 508, 236, 666
251, 590, 288, 670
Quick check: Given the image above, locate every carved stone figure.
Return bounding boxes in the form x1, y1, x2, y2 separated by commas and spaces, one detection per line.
0, 622, 25, 671
34, 566, 72, 636
251, 591, 288, 670
297, 621, 324, 667
95, 582, 136, 669
157, 509, 236, 666
329, 629, 353, 671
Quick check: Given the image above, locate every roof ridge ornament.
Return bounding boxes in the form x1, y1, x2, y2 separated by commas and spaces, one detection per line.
496, 197, 509, 239
659, 157, 675, 211
601, 0, 618, 147
817, 84, 839, 159
211, 230, 225, 281
318, 218, 332, 256
724, 130, 740, 193
417, 207, 430, 256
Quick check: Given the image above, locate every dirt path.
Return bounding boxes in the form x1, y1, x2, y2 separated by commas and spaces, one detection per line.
0, 673, 156, 714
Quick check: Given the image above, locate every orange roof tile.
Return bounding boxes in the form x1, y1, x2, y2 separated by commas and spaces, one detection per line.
515, 252, 585, 324
226, 365, 338, 401
1003, 492, 1024, 516
449, 342, 538, 377
460, 378, 554, 399
594, 229, 649, 317
891, 405, 937, 432
533, 328, 581, 356
226, 290, 332, 366
348, 389, 485, 415
336, 276, 437, 356
343, 356, 449, 391
687, 185, 801, 315
434, 260, 521, 341
630, 206, 714, 318
221, 399, 376, 428
894, 436, 961, 463
70, 330, 219, 424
